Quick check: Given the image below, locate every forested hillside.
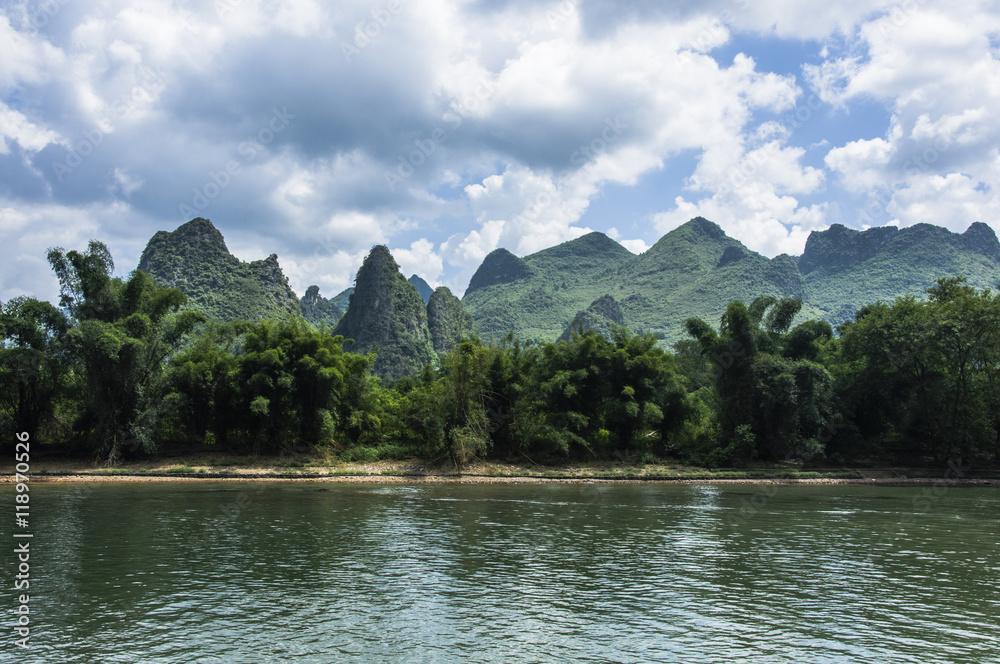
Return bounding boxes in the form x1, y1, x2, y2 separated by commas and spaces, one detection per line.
138, 218, 300, 321
332, 245, 437, 381
4, 237, 999, 470
463, 217, 1000, 343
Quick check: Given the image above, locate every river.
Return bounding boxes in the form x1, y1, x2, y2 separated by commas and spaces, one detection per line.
5, 482, 999, 663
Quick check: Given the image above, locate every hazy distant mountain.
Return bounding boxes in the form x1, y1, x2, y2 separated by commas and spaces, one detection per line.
138, 217, 299, 321
408, 274, 434, 304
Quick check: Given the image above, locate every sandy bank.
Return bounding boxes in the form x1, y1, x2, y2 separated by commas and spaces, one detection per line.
3, 456, 997, 486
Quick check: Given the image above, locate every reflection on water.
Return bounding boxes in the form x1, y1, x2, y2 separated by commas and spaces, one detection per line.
7, 482, 1000, 663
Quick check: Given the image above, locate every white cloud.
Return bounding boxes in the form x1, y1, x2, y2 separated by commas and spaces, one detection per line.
0, 199, 153, 304
0, 101, 62, 153
392, 238, 444, 284
813, 2, 1000, 234
824, 134, 896, 192
4, 0, 1000, 303
888, 166, 1000, 233
620, 238, 649, 254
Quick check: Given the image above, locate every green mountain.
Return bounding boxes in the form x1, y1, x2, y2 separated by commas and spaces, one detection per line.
464, 219, 812, 343
408, 275, 433, 304
464, 231, 633, 341
300, 285, 347, 328
799, 222, 1000, 325
463, 217, 1000, 343
557, 294, 625, 343
138, 217, 299, 321
333, 245, 436, 381
427, 286, 475, 354
137, 216, 1000, 363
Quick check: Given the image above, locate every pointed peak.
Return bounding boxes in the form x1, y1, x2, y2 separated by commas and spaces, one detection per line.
302, 285, 321, 305
408, 274, 433, 304
429, 285, 457, 300
961, 221, 1000, 260
160, 217, 229, 252
357, 245, 404, 277
649, 217, 731, 252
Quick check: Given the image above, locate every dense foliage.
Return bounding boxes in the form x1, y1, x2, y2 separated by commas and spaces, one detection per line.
427, 287, 474, 355
4, 239, 1000, 470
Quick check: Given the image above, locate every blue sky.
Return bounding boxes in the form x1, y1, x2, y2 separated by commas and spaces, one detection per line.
2, 0, 999, 303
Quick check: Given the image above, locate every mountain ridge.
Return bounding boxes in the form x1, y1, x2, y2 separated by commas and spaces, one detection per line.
135, 216, 1000, 351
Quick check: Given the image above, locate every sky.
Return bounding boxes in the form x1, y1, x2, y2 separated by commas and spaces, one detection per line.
2, 0, 1000, 304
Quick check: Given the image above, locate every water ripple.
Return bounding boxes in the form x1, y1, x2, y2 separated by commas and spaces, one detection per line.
11, 482, 1000, 663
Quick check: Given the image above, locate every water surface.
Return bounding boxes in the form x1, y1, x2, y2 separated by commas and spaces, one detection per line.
5, 482, 999, 663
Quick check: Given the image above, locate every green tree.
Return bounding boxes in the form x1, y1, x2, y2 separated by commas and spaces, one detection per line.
48, 242, 203, 463
835, 278, 1000, 464
167, 318, 373, 454
685, 296, 835, 464
514, 327, 693, 461
0, 297, 70, 443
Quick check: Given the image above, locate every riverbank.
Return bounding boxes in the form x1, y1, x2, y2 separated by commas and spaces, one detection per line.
3, 454, 998, 485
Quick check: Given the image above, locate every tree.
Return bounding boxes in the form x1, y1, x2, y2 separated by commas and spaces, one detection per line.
834, 278, 1000, 464
685, 296, 835, 464
47, 242, 203, 463
166, 318, 373, 455
0, 297, 70, 444
513, 327, 694, 461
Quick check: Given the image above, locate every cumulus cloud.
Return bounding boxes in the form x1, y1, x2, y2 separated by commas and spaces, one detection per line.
812, 2, 1000, 233
3, 0, 1000, 304
393, 238, 445, 285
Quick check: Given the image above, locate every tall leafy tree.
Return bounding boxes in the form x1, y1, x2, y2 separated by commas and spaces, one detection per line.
514, 327, 693, 460
166, 318, 372, 454
685, 296, 835, 463
48, 242, 203, 463
0, 297, 70, 444
835, 278, 1000, 464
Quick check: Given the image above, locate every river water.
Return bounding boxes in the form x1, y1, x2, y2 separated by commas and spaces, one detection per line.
5, 481, 999, 663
